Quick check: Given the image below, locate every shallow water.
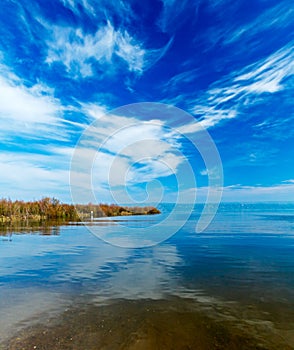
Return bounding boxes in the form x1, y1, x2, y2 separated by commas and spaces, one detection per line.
0, 203, 294, 349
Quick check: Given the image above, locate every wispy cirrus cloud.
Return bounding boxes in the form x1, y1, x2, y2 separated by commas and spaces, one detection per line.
60, 0, 134, 24
252, 114, 294, 141
166, 42, 294, 134
229, 44, 294, 94
200, 0, 292, 52
224, 2, 294, 45
60, 0, 95, 14
205, 42, 293, 102
220, 182, 294, 202
194, 43, 293, 128
46, 21, 144, 77
162, 68, 201, 93
158, 0, 200, 33
46, 20, 172, 79
172, 181, 294, 203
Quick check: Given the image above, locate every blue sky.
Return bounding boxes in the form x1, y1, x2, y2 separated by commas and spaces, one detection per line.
0, 0, 293, 203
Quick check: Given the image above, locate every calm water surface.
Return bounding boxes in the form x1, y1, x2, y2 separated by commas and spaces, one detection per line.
0, 203, 294, 349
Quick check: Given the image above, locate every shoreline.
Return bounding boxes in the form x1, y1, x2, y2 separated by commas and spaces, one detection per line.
3, 297, 293, 350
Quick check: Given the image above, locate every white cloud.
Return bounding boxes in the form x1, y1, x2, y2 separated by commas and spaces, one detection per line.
125, 152, 182, 184
0, 78, 58, 123
282, 179, 294, 184
81, 103, 108, 121
72, 105, 184, 195
121, 139, 173, 159
101, 122, 177, 155
0, 64, 68, 141
200, 169, 208, 176
0, 152, 70, 201
0, 63, 80, 200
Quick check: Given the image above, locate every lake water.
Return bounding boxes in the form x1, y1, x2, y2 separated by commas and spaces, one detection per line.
0, 203, 294, 349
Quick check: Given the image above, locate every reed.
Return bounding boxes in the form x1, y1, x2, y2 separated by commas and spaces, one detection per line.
0, 198, 160, 223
